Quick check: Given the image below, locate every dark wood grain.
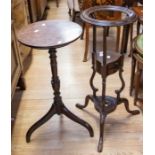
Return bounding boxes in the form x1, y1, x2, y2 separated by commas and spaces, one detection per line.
17, 20, 82, 49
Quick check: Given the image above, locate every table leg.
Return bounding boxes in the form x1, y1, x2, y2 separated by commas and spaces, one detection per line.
26, 48, 94, 142
26, 104, 57, 142
98, 113, 106, 152
121, 25, 130, 54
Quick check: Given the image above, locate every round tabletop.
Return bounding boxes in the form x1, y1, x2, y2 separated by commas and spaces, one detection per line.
135, 34, 143, 56
17, 20, 82, 49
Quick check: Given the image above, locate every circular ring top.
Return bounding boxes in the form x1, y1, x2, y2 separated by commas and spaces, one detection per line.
80, 5, 137, 27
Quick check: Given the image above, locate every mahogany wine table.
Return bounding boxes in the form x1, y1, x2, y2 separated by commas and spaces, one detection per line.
17, 20, 94, 142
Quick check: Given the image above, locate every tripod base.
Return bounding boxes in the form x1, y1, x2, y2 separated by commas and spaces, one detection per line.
26, 102, 94, 143
76, 95, 140, 152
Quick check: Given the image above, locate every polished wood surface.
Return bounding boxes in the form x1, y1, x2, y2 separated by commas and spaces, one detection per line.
12, 1, 142, 155
17, 19, 93, 143
17, 20, 82, 49
95, 51, 122, 76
